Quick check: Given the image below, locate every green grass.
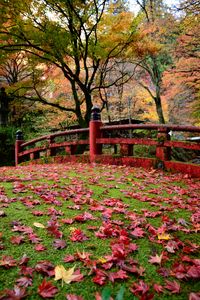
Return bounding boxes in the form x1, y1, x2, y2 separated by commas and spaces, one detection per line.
0, 163, 199, 299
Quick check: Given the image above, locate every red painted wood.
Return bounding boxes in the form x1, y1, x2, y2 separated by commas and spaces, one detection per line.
165, 161, 200, 178
15, 121, 200, 177
96, 138, 157, 146
89, 120, 102, 161
164, 141, 200, 150
21, 128, 89, 148
19, 146, 46, 157
50, 140, 89, 148
15, 140, 24, 166
101, 124, 200, 132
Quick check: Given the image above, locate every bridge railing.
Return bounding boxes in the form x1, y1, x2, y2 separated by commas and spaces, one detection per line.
15, 128, 89, 165
98, 124, 200, 158
15, 108, 200, 176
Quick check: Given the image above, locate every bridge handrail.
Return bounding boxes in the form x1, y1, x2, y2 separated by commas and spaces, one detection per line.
15, 115, 200, 178
101, 124, 200, 132
21, 128, 89, 148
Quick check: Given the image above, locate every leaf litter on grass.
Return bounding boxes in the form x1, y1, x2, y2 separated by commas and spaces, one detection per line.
0, 162, 199, 299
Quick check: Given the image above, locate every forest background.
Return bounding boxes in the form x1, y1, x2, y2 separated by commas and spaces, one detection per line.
0, 0, 199, 164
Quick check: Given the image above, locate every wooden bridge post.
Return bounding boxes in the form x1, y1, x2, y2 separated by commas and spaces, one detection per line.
15, 130, 24, 166
120, 144, 133, 156
89, 106, 102, 162
156, 127, 171, 166
47, 136, 56, 157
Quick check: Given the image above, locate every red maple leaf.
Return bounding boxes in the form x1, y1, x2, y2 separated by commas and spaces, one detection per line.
171, 263, 187, 280
47, 207, 63, 216
19, 255, 30, 266
0, 255, 17, 268
10, 236, 25, 245
16, 277, 33, 287
149, 253, 163, 265
74, 212, 96, 222
53, 239, 67, 249
32, 210, 45, 216
164, 280, 181, 294
28, 233, 42, 244
35, 244, 47, 251
61, 218, 74, 224
38, 279, 58, 299
93, 269, 107, 285
70, 269, 84, 283
130, 227, 145, 238
111, 243, 127, 260
153, 283, 163, 293
189, 292, 200, 300
1, 286, 27, 299
35, 261, 55, 277
128, 243, 138, 252
19, 266, 34, 277
12, 225, 33, 235
69, 229, 89, 242
46, 219, 63, 238
63, 255, 76, 263
130, 280, 150, 296
108, 269, 128, 282
187, 265, 200, 279
76, 251, 91, 262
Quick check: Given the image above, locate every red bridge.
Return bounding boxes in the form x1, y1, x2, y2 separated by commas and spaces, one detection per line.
15, 108, 200, 178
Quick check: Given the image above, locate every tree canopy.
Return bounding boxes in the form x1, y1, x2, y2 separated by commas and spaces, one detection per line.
0, 0, 140, 127
0, 0, 199, 128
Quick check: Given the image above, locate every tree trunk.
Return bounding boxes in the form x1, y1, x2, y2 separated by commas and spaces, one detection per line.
155, 96, 165, 124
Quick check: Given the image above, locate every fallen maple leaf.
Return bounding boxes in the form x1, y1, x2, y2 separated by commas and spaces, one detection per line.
93, 269, 107, 286
33, 222, 45, 228
19, 266, 34, 278
149, 253, 163, 265
164, 280, 181, 294
153, 283, 163, 293
158, 233, 172, 240
108, 269, 128, 282
130, 280, 150, 295
35, 244, 47, 251
35, 261, 55, 277
187, 265, 200, 279
63, 255, 76, 263
76, 251, 91, 262
38, 279, 58, 299
19, 255, 30, 266
54, 265, 83, 285
130, 227, 145, 238
189, 292, 200, 300
52, 239, 67, 250
1, 286, 27, 299
16, 276, 33, 287
10, 236, 25, 245
69, 229, 89, 242
0, 255, 17, 268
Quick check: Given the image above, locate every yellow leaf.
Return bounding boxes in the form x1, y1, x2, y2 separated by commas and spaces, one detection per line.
158, 233, 172, 240
54, 265, 80, 285
97, 257, 107, 264
33, 222, 45, 228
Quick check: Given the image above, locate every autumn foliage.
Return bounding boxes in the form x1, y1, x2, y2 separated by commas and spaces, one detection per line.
0, 162, 199, 299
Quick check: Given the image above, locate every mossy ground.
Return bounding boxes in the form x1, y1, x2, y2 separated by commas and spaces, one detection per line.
0, 163, 199, 299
